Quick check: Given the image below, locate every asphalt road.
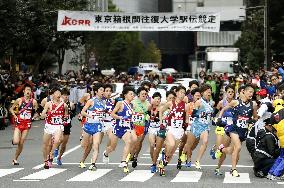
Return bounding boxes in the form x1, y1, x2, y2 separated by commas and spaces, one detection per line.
0, 119, 283, 188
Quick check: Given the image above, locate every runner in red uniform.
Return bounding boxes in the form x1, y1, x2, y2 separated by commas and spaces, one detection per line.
10, 85, 38, 165
41, 87, 68, 169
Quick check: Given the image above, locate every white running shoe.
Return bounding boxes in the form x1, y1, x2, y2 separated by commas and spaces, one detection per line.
103, 151, 109, 164
119, 161, 126, 168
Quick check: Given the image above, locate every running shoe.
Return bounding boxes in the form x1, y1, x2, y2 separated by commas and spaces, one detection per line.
88, 163, 97, 171
79, 162, 86, 168
132, 157, 138, 168
177, 159, 182, 169
185, 161, 192, 168
151, 164, 157, 173
44, 160, 49, 169
53, 149, 59, 159
119, 161, 125, 168
214, 168, 223, 176
12, 159, 19, 166
158, 162, 165, 177
195, 161, 202, 169
267, 173, 277, 180
180, 153, 187, 163
56, 158, 62, 166
48, 158, 53, 168
103, 151, 109, 164
230, 169, 240, 177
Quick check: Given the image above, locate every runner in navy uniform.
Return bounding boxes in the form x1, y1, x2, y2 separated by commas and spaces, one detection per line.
214, 84, 257, 177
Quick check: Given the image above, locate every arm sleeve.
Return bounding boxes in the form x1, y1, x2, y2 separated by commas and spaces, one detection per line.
257, 104, 268, 117
278, 67, 284, 82
265, 135, 279, 157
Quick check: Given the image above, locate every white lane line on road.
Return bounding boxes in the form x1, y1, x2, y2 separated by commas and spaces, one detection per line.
140, 157, 151, 159
223, 172, 250, 183
171, 171, 202, 182
67, 169, 112, 182
54, 162, 254, 168
61, 145, 81, 158
13, 180, 40, 182
20, 168, 66, 180
0, 168, 24, 178
32, 144, 81, 170
120, 170, 154, 182
278, 182, 284, 184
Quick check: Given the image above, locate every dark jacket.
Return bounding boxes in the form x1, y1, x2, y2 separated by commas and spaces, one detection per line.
253, 128, 280, 164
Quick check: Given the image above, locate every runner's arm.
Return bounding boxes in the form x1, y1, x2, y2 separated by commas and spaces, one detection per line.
218, 100, 238, 118
9, 98, 20, 119
111, 101, 123, 120
81, 99, 93, 118
159, 102, 170, 124
41, 102, 50, 119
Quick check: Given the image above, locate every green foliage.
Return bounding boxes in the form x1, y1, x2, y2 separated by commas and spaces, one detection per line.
0, 0, 88, 75
141, 40, 161, 64
236, 0, 284, 70
235, 9, 264, 70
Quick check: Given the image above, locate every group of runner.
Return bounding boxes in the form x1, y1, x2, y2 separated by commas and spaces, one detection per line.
8, 78, 283, 178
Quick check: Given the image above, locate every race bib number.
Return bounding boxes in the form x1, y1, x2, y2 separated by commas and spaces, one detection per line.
19, 111, 31, 120
87, 111, 105, 123
222, 117, 233, 125
198, 112, 211, 124
51, 116, 62, 125
171, 119, 183, 128
236, 116, 249, 128
132, 113, 144, 124
150, 120, 160, 128
119, 119, 131, 128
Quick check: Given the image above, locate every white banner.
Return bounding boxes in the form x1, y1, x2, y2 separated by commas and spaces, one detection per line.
57, 10, 220, 32
138, 63, 159, 71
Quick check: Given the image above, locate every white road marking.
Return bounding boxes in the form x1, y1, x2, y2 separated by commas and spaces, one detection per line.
13, 179, 40, 182
171, 171, 202, 182
120, 170, 154, 182
32, 144, 81, 170
67, 169, 112, 182
0, 168, 24, 178
278, 182, 284, 184
49, 162, 254, 168
140, 157, 151, 159
223, 172, 250, 183
20, 168, 66, 180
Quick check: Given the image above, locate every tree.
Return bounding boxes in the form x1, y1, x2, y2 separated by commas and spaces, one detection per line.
235, 0, 284, 70
0, 0, 88, 75
141, 40, 161, 64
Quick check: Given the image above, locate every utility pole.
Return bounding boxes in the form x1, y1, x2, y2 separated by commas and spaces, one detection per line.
264, 0, 269, 70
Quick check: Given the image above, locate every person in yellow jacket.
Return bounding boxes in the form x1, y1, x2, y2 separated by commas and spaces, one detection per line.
267, 99, 284, 180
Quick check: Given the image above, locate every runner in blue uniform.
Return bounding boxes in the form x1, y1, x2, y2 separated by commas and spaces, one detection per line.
214, 84, 257, 177
80, 83, 105, 171
103, 87, 137, 173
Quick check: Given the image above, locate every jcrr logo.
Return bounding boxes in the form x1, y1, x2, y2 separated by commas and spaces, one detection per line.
61, 16, 91, 26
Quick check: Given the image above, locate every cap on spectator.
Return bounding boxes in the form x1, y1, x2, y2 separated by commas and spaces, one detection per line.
273, 99, 284, 112
79, 81, 84, 84
236, 75, 244, 82
256, 89, 267, 97
70, 78, 75, 82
